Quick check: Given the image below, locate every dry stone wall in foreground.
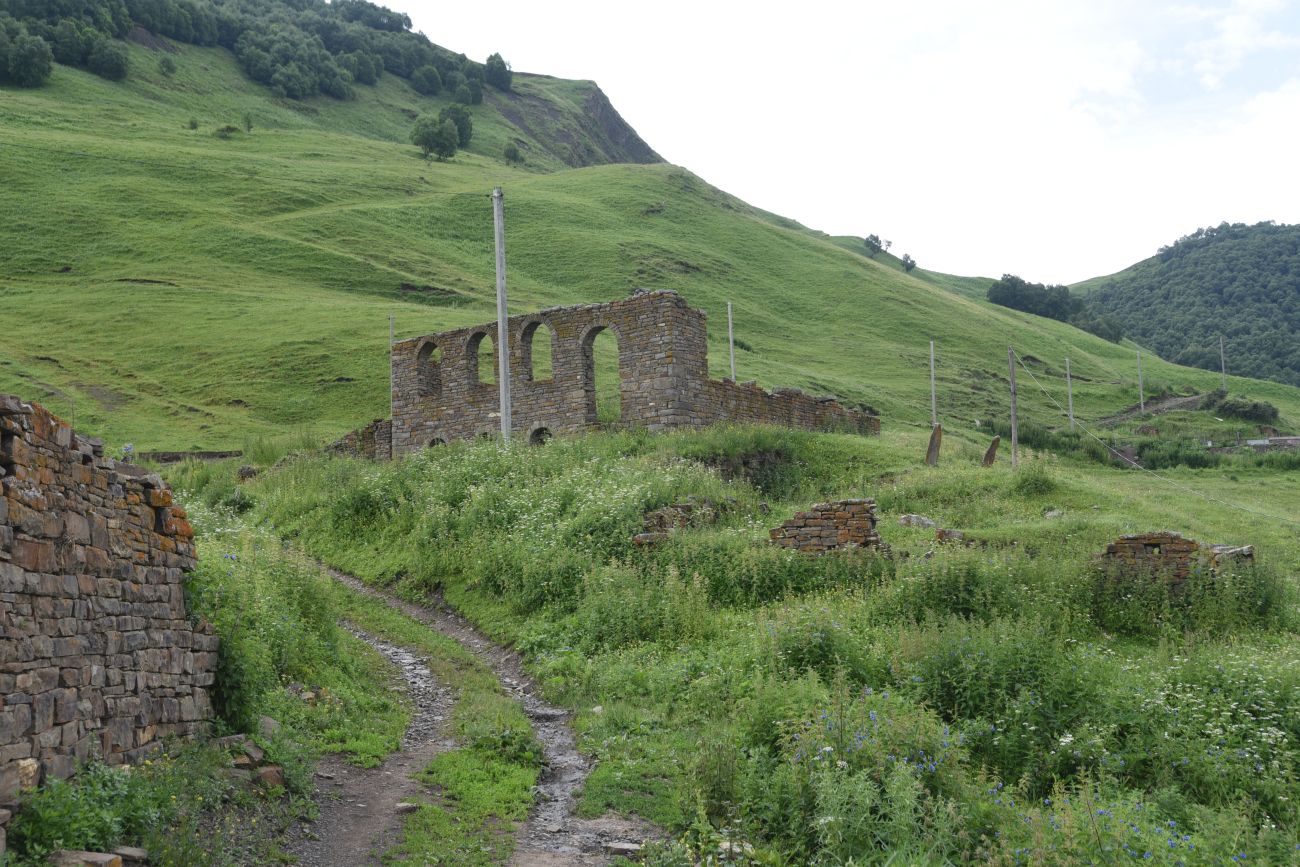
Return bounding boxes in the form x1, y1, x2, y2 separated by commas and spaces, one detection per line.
0, 395, 218, 816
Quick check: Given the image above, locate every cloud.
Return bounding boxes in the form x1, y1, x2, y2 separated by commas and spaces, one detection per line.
1185, 0, 1300, 89
397, 0, 1300, 283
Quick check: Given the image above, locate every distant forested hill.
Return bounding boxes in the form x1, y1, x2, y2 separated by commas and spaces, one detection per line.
1078, 222, 1300, 387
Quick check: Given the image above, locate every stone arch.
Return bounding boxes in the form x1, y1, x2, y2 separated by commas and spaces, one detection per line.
416, 340, 442, 396
529, 426, 552, 445
466, 331, 496, 385
520, 320, 555, 383
580, 323, 624, 424
426, 436, 446, 448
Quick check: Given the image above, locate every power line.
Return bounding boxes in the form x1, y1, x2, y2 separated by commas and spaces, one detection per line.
1012, 349, 1300, 529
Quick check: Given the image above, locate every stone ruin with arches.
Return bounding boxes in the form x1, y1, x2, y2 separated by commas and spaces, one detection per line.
334, 290, 879, 459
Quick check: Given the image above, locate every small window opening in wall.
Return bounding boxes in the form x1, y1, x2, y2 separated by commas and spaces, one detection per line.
417, 341, 442, 396
469, 332, 497, 385
523, 322, 554, 382
582, 326, 622, 424
427, 437, 446, 448
0, 430, 13, 466
529, 427, 552, 445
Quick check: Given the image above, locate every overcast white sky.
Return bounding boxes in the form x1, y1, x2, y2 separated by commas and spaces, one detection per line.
396, 0, 1300, 284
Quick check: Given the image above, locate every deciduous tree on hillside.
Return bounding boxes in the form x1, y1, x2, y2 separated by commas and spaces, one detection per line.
863, 234, 883, 257
902, 253, 917, 272
485, 52, 511, 91
411, 115, 458, 160
410, 63, 441, 95
7, 32, 53, 87
438, 104, 473, 147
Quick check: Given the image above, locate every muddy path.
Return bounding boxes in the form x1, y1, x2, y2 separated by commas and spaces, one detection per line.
284, 626, 456, 866
325, 568, 655, 866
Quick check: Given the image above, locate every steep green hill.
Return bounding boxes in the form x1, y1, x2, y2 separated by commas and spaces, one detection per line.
1076, 222, 1300, 387
3, 39, 1299, 450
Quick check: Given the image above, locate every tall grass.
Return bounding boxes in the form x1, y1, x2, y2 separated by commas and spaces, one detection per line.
203, 426, 1300, 863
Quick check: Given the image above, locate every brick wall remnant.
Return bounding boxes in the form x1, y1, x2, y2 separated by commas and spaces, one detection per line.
0, 395, 218, 807
383, 290, 879, 456
1099, 531, 1255, 587
769, 499, 883, 554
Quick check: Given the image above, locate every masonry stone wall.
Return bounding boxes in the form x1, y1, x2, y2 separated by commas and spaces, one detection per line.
326, 419, 392, 462
1099, 531, 1255, 587
769, 499, 883, 553
385, 290, 879, 457
0, 395, 218, 809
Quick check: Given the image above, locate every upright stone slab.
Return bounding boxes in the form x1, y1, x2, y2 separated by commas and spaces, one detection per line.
0, 397, 218, 807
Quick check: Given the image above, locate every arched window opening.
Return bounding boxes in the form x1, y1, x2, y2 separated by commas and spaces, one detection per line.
416, 341, 441, 396
427, 437, 446, 448
582, 326, 622, 424
529, 427, 552, 445
467, 331, 496, 385
522, 321, 555, 382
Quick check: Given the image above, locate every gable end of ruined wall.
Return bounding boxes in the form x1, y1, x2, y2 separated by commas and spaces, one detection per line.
0, 395, 218, 805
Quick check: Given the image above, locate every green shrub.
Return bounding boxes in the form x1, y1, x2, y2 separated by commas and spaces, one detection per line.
503, 142, 521, 163
158, 55, 176, 75
1010, 461, 1057, 495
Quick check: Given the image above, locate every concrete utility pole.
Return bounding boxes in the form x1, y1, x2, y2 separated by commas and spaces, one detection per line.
929, 339, 937, 428
1137, 350, 1144, 414
1065, 356, 1075, 430
1008, 346, 1019, 469
1220, 335, 1227, 391
727, 301, 736, 381
492, 187, 512, 441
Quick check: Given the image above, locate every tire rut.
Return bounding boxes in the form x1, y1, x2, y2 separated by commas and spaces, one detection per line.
325, 567, 657, 866
282, 625, 456, 866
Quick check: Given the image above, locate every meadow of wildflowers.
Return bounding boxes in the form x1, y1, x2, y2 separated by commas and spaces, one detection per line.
173, 424, 1299, 864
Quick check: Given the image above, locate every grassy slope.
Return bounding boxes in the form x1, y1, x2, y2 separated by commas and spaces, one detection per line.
3, 42, 1300, 449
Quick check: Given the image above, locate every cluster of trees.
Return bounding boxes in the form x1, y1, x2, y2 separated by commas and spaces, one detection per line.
0, 14, 53, 86
862, 233, 916, 272
1089, 222, 1300, 387
410, 104, 471, 160
0, 0, 513, 104
986, 274, 1124, 342
0, 6, 130, 85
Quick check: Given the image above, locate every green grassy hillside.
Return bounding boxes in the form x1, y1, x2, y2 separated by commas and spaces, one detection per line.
1074, 222, 1300, 388
3, 40, 1300, 450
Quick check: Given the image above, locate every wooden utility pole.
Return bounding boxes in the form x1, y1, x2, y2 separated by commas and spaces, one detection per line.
1137, 350, 1144, 414
1219, 335, 1227, 390
492, 187, 512, 441
727, 301, 736, 381
1065, 356, 1074, 430
929, 339, 937, 428
1008, 346, 1019, 469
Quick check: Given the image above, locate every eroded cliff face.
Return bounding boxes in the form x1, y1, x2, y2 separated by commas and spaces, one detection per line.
490, 77, 662, 168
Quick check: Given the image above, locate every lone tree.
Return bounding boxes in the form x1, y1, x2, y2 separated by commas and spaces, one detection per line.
411, 115, 458, 160
863, 234, 883, 257
902, 254, 917, 273
485, 52, 511, 91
